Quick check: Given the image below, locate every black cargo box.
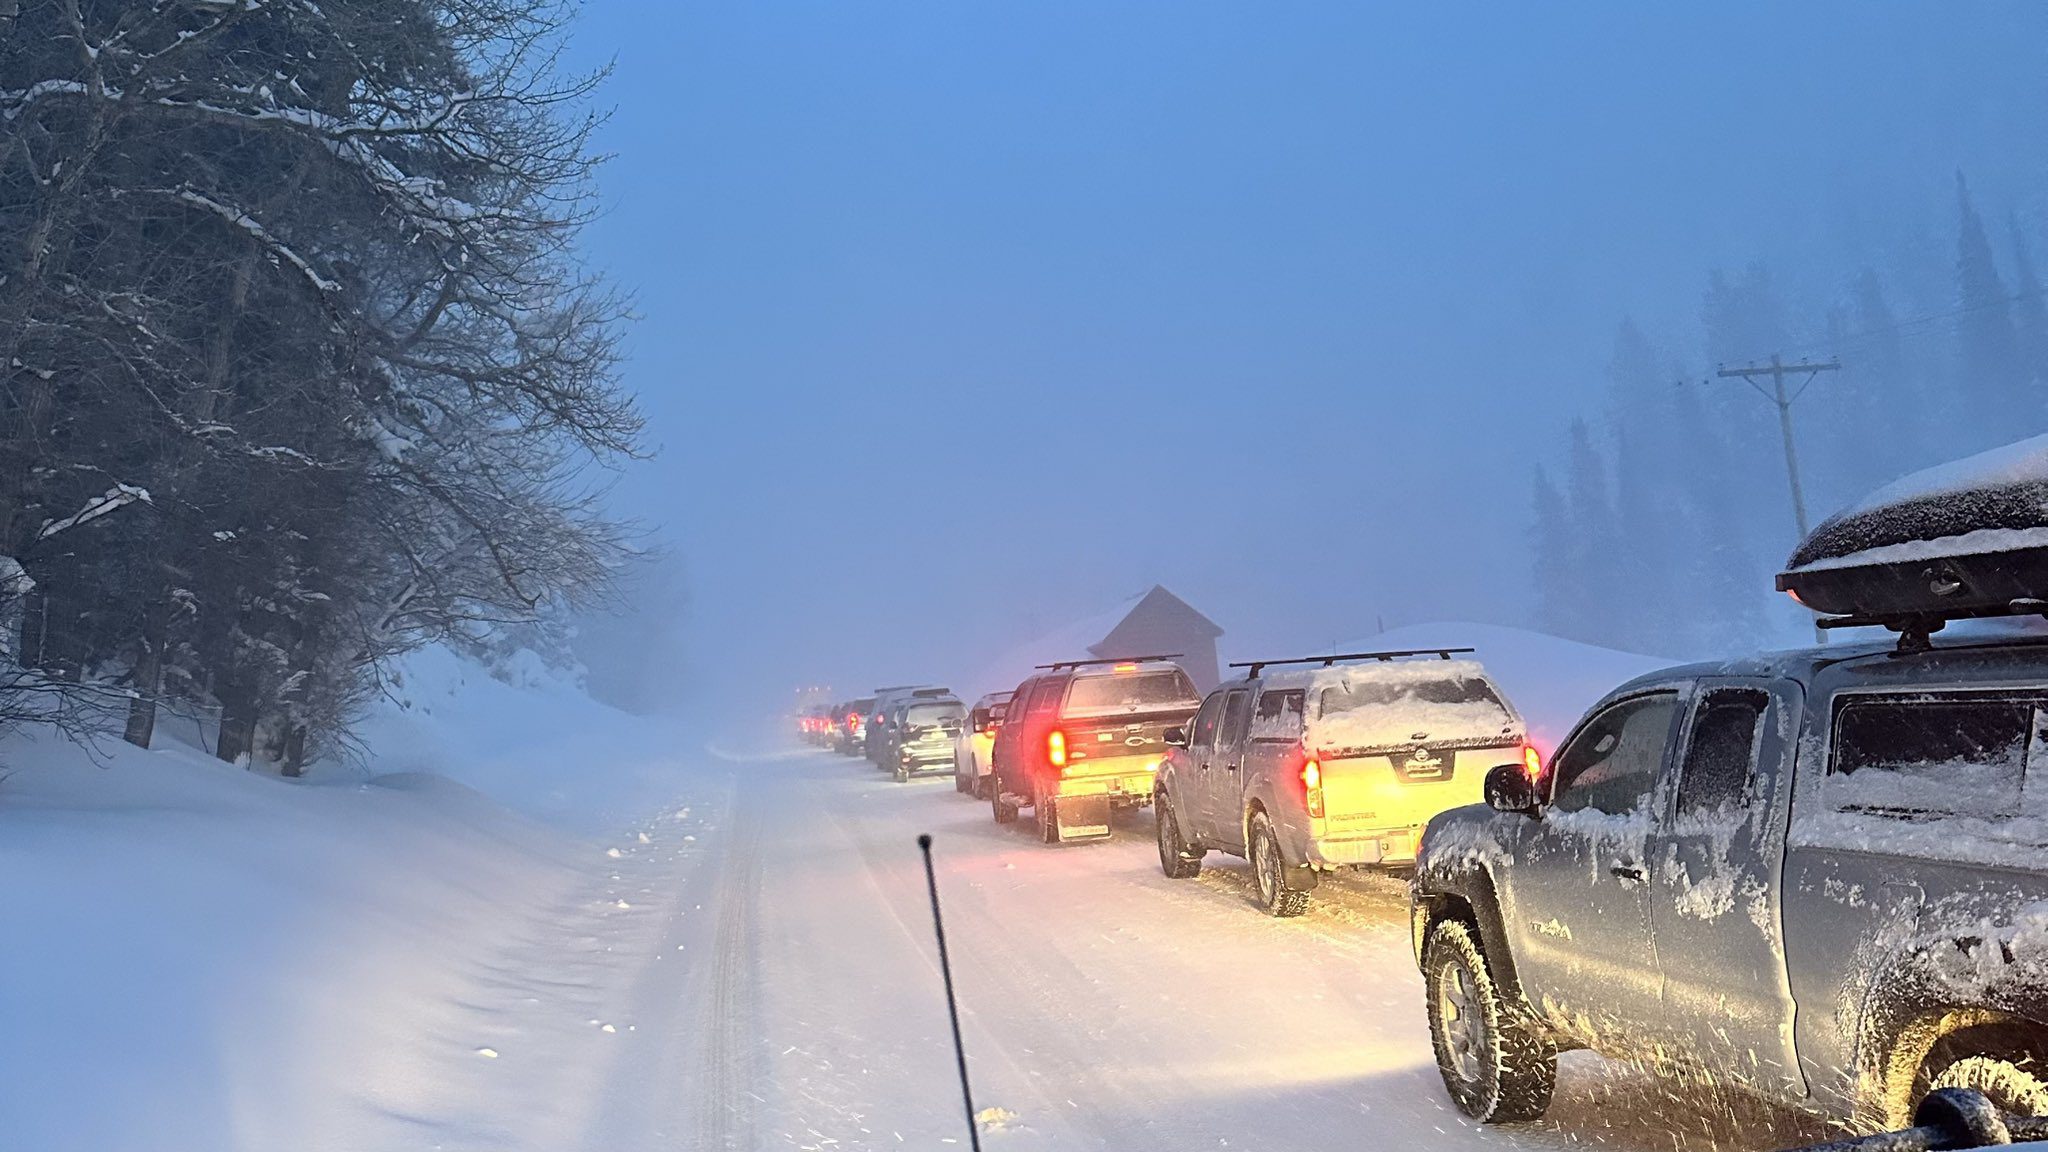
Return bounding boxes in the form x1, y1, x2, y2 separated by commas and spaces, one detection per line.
1777, 438, 2048, 620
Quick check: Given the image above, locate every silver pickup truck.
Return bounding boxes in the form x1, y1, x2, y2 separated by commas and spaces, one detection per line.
1411, 636, 2048, 1131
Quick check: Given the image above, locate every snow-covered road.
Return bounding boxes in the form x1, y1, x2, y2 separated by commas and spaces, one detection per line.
432, 745, 1829, 1152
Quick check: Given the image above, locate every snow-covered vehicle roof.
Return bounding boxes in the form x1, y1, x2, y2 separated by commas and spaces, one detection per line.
1781, 434, 2048, 622
1256, 658, 1525, 753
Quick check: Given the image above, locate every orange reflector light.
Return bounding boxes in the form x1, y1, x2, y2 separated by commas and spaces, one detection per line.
1047, 729, 1068, 768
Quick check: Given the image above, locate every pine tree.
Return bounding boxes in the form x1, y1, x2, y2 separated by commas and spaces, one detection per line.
1529, 465, 1578, 641
1954, 172, 2026, 433
1564, 419, 1624, 648
1604, 320, 1679, 653
2009, 214, 2048, 393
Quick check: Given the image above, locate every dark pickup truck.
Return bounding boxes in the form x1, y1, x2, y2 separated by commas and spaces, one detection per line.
989, 657, 1202, 844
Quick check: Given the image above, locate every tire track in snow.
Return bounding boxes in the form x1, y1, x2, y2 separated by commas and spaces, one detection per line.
694, 781, 765, 1151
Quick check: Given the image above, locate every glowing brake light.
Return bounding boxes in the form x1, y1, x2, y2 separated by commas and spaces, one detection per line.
1047, 729, 1068, 769
1112, 662, 1138, 672
1522, 743, 1543, 780
1301, 757, 1325, 818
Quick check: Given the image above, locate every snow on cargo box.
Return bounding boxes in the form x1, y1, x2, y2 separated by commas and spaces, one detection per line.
1780, 433, 2048, 621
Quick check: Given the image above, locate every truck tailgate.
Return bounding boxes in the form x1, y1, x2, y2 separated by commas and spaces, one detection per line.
1319, 744, 1513, 834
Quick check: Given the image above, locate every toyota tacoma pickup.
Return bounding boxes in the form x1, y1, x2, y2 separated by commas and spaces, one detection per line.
1411, 637, 2048, 1131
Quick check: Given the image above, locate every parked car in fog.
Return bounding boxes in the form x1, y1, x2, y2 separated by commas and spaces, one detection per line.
1154, 649, 1527, 916
1411, 639, 2048, 1129
885, 696, 967, 782
866, 685, 955, 767
863, 685, 950, 764
990, 657, 1201, 844
953, 691, 1012, 798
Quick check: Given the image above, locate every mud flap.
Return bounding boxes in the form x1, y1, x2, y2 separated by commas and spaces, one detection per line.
1052, 793, 1112, 842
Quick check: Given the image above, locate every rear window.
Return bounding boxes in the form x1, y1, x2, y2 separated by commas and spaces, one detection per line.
1316, 675, 1505, 717
1062, 669, 1200, 716
1828, 695, 2033, 819
905, 703, 965, 727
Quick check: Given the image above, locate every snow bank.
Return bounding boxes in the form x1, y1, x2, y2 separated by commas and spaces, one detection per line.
353, 644, 694, 833
0, 643, 706, 1151
0, 727, 586, 1152
1330, 622, 1670, 751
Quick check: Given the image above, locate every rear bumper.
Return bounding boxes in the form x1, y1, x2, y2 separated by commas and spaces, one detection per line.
1302, 826, 1422, 867
1052, 756, 1160, 805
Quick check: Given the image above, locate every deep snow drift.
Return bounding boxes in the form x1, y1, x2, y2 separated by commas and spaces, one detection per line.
0, 649, 701, 1152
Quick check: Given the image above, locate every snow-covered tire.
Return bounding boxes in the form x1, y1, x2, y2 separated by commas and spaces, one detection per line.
1931, 1054, 2048, 1117
1035, 783, 1059, 844
1424, 919, 1555, 1123
1155, 794, 1203, 879
991, 780, 1018, 824
893, 764, 909, 783
972, 775, 989, 801
1249, 811, 1312, 917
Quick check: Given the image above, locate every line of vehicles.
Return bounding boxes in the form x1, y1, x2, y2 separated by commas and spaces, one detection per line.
800, 649, 1539, 915
793, 444, 2048, 1140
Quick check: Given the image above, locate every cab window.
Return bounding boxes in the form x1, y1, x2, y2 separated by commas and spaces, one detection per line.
1190, 692, 1226, 749
1028, 677, 1066, 716
1675, 689, 1768, 817
1252, 689, 1306, 739
1218, 689, 1253, 749
1550, 692, 1679, 815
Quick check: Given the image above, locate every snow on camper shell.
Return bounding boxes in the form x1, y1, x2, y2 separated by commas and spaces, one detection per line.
1248, 659, 1524, 754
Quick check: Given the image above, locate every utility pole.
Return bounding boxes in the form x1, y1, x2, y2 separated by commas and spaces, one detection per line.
1714, 354, 1841, 641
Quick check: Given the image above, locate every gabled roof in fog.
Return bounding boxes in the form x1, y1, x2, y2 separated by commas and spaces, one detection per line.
1088, 585, 1222, 656
971, 585, 1222, 698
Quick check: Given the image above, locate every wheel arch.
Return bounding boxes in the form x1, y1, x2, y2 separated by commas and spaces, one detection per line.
1415, 867, 1528, 1012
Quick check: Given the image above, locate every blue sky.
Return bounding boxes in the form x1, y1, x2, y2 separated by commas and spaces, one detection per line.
562, 2, 2048, 707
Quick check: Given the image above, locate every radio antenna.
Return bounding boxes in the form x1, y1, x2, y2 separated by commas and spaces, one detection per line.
917, 834, 984, 1152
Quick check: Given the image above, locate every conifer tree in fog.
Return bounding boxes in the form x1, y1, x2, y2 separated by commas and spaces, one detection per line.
1954, 173, 2026, 429
1529, 465, 1577, 642
0, 0, 640, 768
2009, 216, 2048, 392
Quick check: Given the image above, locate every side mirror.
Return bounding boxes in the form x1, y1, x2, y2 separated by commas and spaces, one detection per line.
1484, 764, 1542, 816
1163, 726, 1188, 748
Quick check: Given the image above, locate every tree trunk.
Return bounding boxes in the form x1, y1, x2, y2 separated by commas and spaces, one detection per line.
216, 686, 256, 765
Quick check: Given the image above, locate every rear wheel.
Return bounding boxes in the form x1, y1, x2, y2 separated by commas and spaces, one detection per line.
1248, 812, 1312, 917
1424, 919, 1555, 1122
1035, 782, 1059, 844
1155, 793, 1203, 879
991, 778, 1018, 824
893, 764, 909, 783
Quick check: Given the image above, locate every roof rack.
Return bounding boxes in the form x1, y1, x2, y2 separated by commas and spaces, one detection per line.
1229, 648, 1476, 679
1033, 653, 1184, 671
872, 684, 928, 692
1818, 599, 2048, 654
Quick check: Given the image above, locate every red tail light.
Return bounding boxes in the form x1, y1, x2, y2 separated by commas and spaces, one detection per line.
1522, 743, 1543, 781
1300, 757, 1325, 818
1047, 729, 1068, 769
